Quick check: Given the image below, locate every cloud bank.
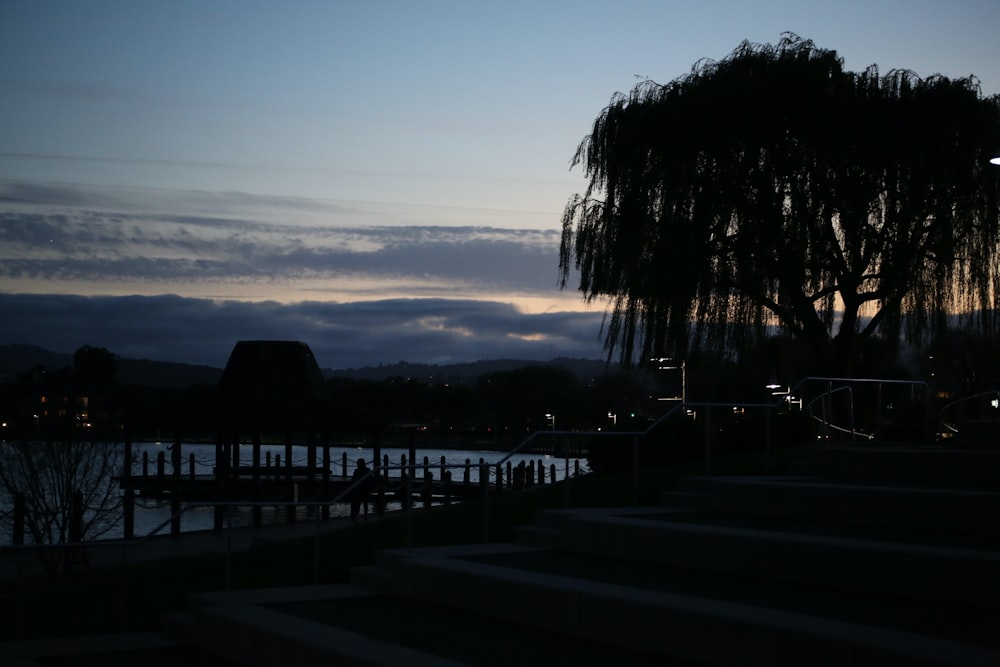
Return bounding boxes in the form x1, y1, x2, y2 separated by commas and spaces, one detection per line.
0, 293, 606, 369
0, 180, 606, 368
0, 181, 576, 303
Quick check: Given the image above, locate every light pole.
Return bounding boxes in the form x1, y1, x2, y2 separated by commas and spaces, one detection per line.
651, 357, 686, 405
545, 413, 555, 431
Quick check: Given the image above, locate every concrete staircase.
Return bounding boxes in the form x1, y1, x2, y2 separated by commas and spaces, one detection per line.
161, 446, 1000, 666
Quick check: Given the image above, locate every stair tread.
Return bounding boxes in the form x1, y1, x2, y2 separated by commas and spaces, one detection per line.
265, 592, 691, 667
635, 510, 1000, 552
455, 547, 1000, 649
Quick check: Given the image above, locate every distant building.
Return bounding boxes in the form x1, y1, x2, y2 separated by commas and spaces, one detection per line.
217, 340, 333, 429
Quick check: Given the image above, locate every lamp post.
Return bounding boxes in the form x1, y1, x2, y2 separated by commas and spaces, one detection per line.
651, 357, 686, 405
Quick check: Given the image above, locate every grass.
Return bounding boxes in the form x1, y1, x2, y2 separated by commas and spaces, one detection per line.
0, 444, 800, 641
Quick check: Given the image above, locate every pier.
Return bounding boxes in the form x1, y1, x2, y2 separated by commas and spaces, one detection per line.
117, 434, 583, 540
105, 341, 585, 542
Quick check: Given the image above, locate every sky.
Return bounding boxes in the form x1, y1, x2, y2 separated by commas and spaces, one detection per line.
2, 1, 999, 370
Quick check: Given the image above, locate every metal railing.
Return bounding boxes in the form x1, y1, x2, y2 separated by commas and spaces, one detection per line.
789, 376, 930, 443
938, 390, 1000, 435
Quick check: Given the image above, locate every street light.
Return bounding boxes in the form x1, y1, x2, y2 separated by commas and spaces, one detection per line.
766, 380, 802, 411
651, 357, 686, 405
545, 413, 555, 431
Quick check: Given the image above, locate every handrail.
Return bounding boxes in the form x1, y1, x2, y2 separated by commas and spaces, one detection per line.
788, 376, 929, 443
806, 385, 869, 440
938, 390, 1000, 434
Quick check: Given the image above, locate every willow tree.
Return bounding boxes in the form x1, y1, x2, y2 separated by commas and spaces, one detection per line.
560, 35, 1000, 374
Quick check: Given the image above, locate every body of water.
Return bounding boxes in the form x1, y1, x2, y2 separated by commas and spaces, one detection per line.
2, 441, 589, 545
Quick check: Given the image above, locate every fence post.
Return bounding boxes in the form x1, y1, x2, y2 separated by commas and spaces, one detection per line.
284, 433, 292, 482
765, 407, 772, 475
13, 492, 25, 545
322, 440, 331, 521
123, 488, 134, 540
632, 435, 640, 506
875, 383, 883, 442
313, 509, 321, 585
170, 438, 182, 537
563, 437, 571, 508
214, 435, 225, 533
482, 461, 490, 544
69, 490, 83, 543
171, 438, 182, 477
704, 407, 712, 475
307, 430, 317, 482
373, 432, 383, 516
405, 469, 413, 548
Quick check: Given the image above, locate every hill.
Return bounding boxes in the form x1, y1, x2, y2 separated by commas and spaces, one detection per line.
326, 357, 617, 384
0, 344, 73, 381
0, 345, 616, 388
0, 344, 221, 388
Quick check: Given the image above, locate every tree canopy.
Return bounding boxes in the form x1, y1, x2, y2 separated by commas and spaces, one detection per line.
560, 35, 1000, 373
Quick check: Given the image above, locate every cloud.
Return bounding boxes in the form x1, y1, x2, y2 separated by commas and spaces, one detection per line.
0, 203, 567, 298
0, 180, 601, 367
0, 293, 606, 369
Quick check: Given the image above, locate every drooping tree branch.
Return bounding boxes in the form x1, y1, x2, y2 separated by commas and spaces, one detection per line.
560, 34, 1000, 373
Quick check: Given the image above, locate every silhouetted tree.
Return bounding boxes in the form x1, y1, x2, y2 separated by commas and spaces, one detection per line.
0, 438, 123, 573
560, 34, 1000, 374
74, 345, 118, 387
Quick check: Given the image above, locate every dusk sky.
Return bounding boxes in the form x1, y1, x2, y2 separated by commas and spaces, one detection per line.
3, 1, 999, 369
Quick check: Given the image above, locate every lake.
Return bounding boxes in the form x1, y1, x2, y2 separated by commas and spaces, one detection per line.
1, 441, 589, 544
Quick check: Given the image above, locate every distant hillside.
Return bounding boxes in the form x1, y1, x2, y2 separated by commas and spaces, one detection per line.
0, 344, 615, 388
0, 344, 221, 388
0, 344, 73, 380
327, 357, 617, 383
116, 358, 222, 387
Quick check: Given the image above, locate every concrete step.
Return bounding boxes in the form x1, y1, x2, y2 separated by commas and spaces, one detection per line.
785, 460, 840, 477
518, 508, 1000, 608
674, 475, 1000, 536
513, 523, 567, 548
152, 446, 1000, 666
0, 630, 246, 667
657, 490, 714, 511
346, 541, 1000, 666
163, 580, 678, 667
790, 446, 1000, 487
